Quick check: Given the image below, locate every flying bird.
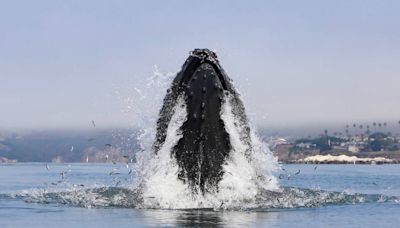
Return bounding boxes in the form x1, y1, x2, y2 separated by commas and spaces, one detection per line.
60, 171, 67, 179
110, 168, 121, 175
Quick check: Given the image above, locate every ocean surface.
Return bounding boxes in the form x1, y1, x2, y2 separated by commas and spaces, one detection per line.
1, 163, 400, 227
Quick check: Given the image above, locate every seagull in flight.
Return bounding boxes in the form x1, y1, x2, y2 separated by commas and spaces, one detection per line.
110, 168, 121, 175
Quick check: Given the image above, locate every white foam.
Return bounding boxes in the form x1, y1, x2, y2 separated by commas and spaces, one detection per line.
139, 96, 196, 208
136, 89, 279, 209
216, 94, 279, 208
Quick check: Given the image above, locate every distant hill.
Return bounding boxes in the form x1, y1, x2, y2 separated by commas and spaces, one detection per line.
0, 129, 140, 162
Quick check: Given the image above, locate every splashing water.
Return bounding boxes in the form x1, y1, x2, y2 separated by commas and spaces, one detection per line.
124, 68, 281, 209
9, 69, 399, 210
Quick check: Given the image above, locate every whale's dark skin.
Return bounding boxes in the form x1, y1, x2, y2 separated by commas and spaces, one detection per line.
154, 49, 251, 194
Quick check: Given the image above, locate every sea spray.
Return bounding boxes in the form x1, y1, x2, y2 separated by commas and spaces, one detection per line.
140, 96, 192, 208
216, 93, 279, 208
132, 77, 280, 208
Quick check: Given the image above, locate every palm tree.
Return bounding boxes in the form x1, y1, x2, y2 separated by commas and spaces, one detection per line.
324, 129, 329, 147
373, 122, 377, 132
398, 120, 400, 134
383, 122, 387, 134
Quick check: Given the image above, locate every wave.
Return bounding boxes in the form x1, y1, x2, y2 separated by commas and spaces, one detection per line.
6, 186, 398, 210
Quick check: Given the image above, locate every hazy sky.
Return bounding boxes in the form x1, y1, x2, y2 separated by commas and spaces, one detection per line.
1, 0, 400, 130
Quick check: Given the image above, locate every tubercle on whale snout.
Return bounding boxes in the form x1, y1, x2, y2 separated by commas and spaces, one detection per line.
153, 49, 252, 194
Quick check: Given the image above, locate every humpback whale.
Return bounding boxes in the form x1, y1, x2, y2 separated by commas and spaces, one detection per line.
154, 49, 252, 194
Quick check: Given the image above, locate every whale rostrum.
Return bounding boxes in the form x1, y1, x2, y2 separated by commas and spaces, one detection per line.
154, 49, 252, 194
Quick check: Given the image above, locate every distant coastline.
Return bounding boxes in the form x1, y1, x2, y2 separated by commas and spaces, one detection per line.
269, 126, 400, 165
2, 128, 400, 165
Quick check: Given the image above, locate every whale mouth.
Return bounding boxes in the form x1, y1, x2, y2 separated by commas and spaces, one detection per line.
177, 49, 230, 91
153, 49, 252, 194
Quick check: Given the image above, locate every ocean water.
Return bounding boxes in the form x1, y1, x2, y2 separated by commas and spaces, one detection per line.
1, 163, 399, 227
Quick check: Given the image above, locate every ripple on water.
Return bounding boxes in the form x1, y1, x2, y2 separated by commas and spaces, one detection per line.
9, 186, 399, 210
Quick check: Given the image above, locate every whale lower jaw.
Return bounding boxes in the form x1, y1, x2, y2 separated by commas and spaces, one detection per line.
154, 49, 251, 194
